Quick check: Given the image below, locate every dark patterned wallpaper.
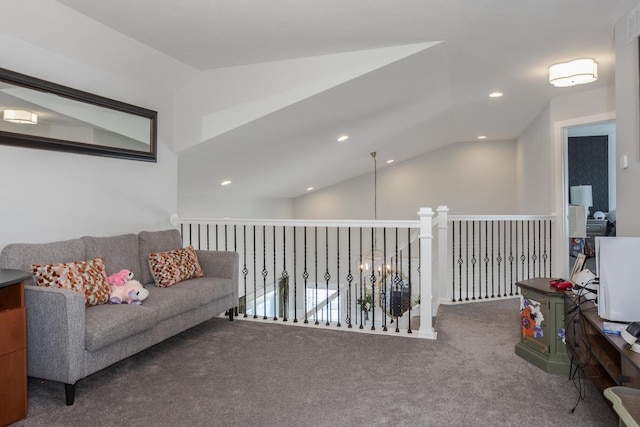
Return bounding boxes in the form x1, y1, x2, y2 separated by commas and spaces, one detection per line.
568, 136, 609, 216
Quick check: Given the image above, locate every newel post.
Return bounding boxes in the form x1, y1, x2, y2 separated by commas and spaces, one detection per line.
418, 207, 437, 339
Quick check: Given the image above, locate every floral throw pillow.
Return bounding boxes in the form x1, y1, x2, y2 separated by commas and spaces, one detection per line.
31, 257, 111, 307
148, 245, 204, 287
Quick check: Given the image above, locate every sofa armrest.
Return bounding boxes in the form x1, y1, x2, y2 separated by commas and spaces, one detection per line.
196, 250, 238, 280
196, 250, 239, 299
24, 286, 86, 384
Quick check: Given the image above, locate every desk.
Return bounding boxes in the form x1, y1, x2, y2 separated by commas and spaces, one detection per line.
565, 297, 640, 391
0, 269, 30, 426
604, 387, 640, 427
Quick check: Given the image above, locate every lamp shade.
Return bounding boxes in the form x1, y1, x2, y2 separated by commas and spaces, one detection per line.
549, 58, 598, 87
570, 185, 593, 207
3, 109, 38, 124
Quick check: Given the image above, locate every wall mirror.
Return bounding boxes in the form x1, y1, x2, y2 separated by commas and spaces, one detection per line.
0, 67, 157, 162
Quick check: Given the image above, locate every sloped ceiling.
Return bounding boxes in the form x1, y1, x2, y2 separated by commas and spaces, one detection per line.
54, 0, 638, 199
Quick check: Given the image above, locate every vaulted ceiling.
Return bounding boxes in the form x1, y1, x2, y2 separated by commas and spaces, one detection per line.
56, 0, 637, 199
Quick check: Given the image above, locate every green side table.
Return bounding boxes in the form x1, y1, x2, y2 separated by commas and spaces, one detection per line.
515, 277, 571, 376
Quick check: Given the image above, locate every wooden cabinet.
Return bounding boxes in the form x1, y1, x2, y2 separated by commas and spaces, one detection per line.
565, 296, 640, 392
515, 278, 572, 375
0, 269, 30, 426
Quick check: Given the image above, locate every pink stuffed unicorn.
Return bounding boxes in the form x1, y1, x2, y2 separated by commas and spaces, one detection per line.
108, 269, 134, 287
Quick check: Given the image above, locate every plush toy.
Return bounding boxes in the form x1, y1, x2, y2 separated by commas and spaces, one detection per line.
108, 269, 134, 287
109, 280, 149, 305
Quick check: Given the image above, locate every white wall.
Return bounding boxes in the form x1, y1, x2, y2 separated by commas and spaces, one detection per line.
516, 86, 616, 218
293, 139, 518, 220
177, 192, 293, 219
515, 105, 552, 214
0, 3, 185, 248
615, 7, 640, 236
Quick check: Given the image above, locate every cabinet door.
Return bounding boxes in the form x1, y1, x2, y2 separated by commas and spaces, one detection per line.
520, 292, 548, 354
0, 308, 26, 355
0, 349, 27, 425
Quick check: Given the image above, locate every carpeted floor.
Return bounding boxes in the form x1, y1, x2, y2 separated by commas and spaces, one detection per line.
13, 298, 616, 426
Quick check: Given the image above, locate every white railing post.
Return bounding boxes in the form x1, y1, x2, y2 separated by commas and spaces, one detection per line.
418, 207, 437, 339
436, 205, 449, 306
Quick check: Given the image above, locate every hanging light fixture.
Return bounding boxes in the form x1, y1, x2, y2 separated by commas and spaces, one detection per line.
3, 109, 38, 124
548, 58, 598, 87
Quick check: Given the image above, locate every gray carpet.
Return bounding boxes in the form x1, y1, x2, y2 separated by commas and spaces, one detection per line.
14, 298, 616, 427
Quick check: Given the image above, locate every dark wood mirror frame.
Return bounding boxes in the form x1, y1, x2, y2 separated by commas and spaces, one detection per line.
0, 67, 157, 162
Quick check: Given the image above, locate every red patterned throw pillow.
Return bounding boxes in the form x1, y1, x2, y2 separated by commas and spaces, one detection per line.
31, 257, 111, 307
148, 245, 204, 287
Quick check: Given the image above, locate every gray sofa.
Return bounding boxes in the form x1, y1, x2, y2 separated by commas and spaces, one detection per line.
0, 229, 238, 405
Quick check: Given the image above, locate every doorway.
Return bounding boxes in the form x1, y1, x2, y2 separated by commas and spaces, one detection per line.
565, 120, 616, 275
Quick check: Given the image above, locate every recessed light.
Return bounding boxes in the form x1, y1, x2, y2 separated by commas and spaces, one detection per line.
386, 159, 394, 164
477, 136, 487, 140
306, 187, 314, 191
489, 92, 503, 98
337, 135, 349, 142
220, 180, 232, 186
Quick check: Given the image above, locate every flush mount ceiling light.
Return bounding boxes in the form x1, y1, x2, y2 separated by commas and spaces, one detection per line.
3, 109, 38, 124
548, 58, 598, 87
337, 135, 349, 142
489, 92, 503, 98
220, 180, 232, 186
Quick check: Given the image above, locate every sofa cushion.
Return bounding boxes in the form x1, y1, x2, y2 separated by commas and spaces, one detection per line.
83, 234, 143, 282
0, 238, 85, 286
84, 304, 158, 351
148, 246, 204, 287
31, 257, 111, 307
138, 230, 183, 285
141, 286, 203, 322
171, 276, 235, 305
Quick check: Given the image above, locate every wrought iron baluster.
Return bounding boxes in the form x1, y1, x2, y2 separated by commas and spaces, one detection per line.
369, 227, 376, 331
315, 227, 319, 325
262, 226, 268, 320
483, 221, 489, 299
491, 221, 500, 298
407, 227, 413, 334
465, 222, 469, 301
531, 221, 539, 276
273, 226, 277, 321
336, 227, 341, 327
382, 227, 387, 332
520, 221, 526, 282
242, 225, 248, 318
457, 221, 463, 302
527, 220, 531, 279
496, 220, 502, 297
324, 227, 331, 326
281, 227, 288, 322
215, 224, 218, 251
394, 228, 400, 333
549, 219, 553, 277
293, 227, 298, 323
509, 221, 514, 296
471, 221, 476, 300
233, 225, 238, 316
346, 227, 353, 328
253, 226, 257, 319
303, 227, 309, 324
359, 228, 364, 329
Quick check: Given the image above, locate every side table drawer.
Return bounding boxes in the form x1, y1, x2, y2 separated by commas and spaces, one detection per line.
586, 220, 607, 236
